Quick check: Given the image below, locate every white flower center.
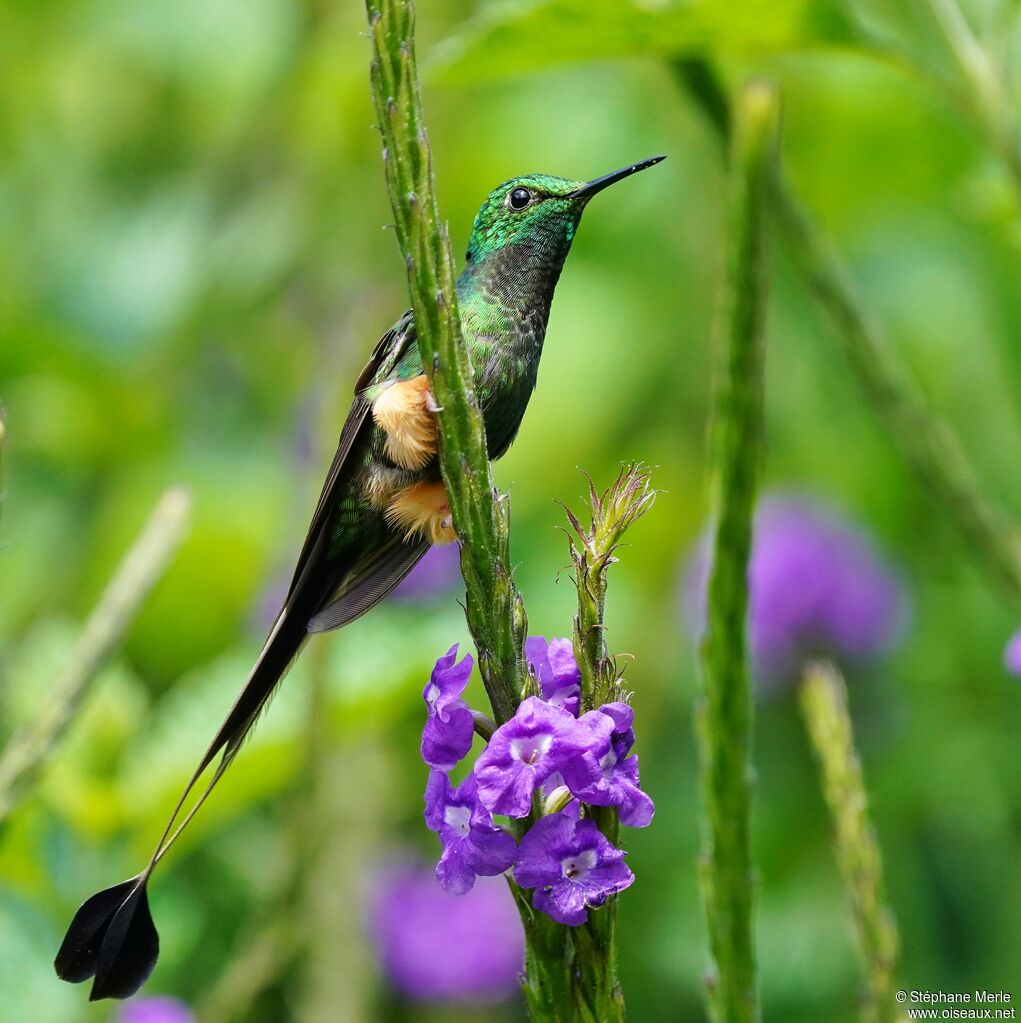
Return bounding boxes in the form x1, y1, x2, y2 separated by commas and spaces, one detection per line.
444, 804, 471, 836
510, 733, 553, 767
561, 848, 598, 883
425, 683, 440, 704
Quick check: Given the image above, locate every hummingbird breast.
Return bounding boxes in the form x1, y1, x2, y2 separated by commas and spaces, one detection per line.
457, 241, 567, 460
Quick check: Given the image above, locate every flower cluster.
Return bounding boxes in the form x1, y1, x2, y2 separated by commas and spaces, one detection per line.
420, 638, 653, 926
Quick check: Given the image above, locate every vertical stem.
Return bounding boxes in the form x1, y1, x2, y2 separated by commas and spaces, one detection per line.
560, 467, 656, 1022
509, 879, 579, 1022
697, 80, 777, 1023
364, 0, 526, 726
799, 661, 903, 1023
578, 806, 625, 1023
364, 4, 574, 1018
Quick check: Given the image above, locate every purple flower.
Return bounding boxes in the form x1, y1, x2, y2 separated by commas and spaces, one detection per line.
560, 703, 655, 828
117, 998, 195, 1023
1004, 630, 1021, 676
526, 636, 581, 715
424, 771, 517, 894
684, 493, 907, 685
421, 645, 475, 771
392, 544, 461, 601
474, 697, 593, 817
514, 814, 634, 926
370, 864, 523, 1002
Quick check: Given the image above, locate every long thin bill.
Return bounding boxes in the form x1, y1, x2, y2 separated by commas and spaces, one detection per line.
569, 155, 666, 199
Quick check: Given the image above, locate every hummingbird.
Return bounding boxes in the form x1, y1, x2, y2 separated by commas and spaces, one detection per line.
54, 155, 665, 1000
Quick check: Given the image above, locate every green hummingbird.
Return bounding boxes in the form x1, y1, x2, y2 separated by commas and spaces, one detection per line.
54, 155, 665, 1000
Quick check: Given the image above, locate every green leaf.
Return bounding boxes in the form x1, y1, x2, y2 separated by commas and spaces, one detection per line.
429, 0, 855, 85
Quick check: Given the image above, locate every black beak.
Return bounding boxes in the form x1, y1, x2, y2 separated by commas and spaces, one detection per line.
569, 155, 666, 200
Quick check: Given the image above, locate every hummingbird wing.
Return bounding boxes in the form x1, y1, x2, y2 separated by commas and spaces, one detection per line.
286, 308, 418, 600
56, 309, 431, 1001
306, 531, 428, 632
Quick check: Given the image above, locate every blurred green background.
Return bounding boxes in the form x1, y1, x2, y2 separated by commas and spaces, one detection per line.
2, 0, 1021, 1020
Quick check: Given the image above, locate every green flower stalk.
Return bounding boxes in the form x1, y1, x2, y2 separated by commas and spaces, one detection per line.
565, 465, 658, 714
564, 464, 657, 1022
696, 80, 779, 1023
799, 662, 904, 1023
365, 0, 526, 726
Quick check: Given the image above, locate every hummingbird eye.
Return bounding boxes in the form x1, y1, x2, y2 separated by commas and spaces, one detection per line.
507, 187, 533, 211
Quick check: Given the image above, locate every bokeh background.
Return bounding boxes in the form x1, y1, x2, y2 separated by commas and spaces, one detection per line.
3, 0, 1021, 1020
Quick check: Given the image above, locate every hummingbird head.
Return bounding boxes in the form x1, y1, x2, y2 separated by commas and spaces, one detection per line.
464, 155, 665, 266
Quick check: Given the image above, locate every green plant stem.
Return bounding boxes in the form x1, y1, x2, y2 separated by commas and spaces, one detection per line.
364, 4, 581, 1018
565, 465, 657, 713
365, 0, 525, 726
561, 465, 656, 1023
799, 661, 903, 1023
0, 486, 192, 822
674, 58, 1021, 605
509, 878, 579, 1023
697, 80, 777, 1023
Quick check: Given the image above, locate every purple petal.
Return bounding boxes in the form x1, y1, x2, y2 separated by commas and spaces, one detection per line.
421, 705, 475, 772
584, 857, 634, 897
424, 770, 451, 831
520, 818, 635, 926
513, 813, 576, 888
526, 636, 581, 715
436, 844, 477, 895
423, 645, 475, 718
559, 751, 608, 801
466, 827, 518, 877
547, 638, 581, 686
598, 702, 635, 753
575, 709, 616, 748
533, 883, 590, 926
474, 697, 591, 817
617, 782, 655, 828
475, 762, 536, 819
525, 636, 553, 687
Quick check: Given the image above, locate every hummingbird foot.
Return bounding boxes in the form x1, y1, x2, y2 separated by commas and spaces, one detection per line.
386, 479, 457, 544
372, 374, 438, 470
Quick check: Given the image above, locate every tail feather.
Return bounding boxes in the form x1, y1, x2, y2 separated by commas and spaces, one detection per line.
54, 874, 160, 1001
54, 877, 144, 985
54, 608, 309, 999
